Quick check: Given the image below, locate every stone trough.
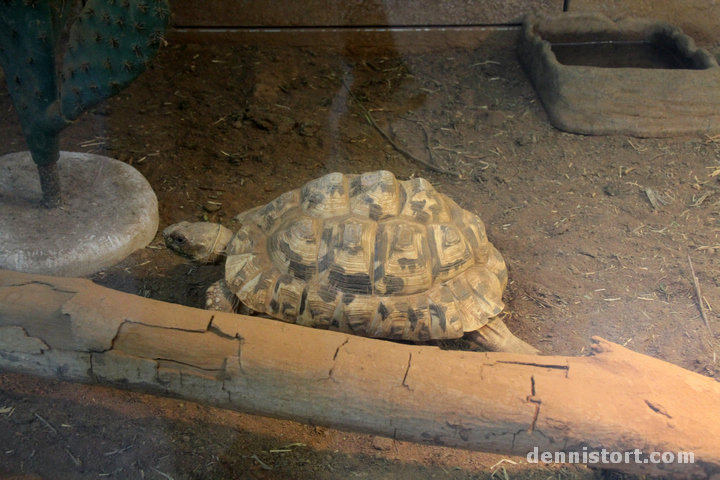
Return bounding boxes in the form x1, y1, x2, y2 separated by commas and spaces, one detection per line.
518, 12, 720, 137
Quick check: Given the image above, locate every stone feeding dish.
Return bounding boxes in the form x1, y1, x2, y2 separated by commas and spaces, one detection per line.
518, 12, 720, 137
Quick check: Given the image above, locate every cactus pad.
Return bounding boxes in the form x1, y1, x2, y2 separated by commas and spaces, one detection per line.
0, 1, 63, 133
60, 0, 170, 120
0, 0, 169, 171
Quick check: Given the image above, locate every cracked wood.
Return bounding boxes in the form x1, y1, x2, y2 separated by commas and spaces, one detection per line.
1, 269, 719, 478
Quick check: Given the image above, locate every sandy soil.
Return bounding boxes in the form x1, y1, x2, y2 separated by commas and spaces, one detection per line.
1, 37, 719, 480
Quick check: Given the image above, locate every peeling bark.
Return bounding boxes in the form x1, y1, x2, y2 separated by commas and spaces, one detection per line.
1, 269, 719, 478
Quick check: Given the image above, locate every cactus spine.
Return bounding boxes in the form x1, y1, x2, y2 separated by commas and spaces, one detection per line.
0, 0, 169, 207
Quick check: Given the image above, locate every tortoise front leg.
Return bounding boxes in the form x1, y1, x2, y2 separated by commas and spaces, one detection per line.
206, 279, 239, 313
467, 318, 540, 355
206, 279, 255, 315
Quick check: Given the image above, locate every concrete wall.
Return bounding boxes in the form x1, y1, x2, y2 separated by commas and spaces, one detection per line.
569, 0, 720, 46
168, 1, 720, 47
170, 0, 561, 28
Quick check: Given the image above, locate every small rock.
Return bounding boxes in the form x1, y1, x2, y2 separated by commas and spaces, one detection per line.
275, 115, 297, 134
603, 184, 619, 197
226, 153, 247, 166
371, 436, 394, 451
515, 133, 536, 146
10, 410, 35, 425
245, 108, 297, 134
550, 223, 570, 237
314, 426, 330, 436
299, 121, 319, 137
252, 82, 274, 102
485, 110, 507, 128
203, 203, 221, 213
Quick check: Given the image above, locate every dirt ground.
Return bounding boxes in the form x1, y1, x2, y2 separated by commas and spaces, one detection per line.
1, 33, 720, 480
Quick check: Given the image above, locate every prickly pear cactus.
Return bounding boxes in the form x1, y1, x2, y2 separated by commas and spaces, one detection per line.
0, 0, 169, 206
0, 0, 71, 166
60, 0, 169, 120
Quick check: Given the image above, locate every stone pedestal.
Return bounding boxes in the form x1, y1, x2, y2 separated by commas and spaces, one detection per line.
0, 151, 158, 277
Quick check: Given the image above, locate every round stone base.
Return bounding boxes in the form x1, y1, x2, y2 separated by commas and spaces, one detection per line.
0, 151, 159, 277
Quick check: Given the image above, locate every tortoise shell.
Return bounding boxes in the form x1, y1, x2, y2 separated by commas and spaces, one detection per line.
225, 171, 507, 341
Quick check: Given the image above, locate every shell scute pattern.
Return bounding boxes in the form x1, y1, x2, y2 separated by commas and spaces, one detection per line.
299, 285, 340, 330
400, 177, 451, 224
428, 223, 473, 282
226, 223, 265, 257
267, 273, 306, 321
487, 246, 508, 290
465, 267, 504, 317
348, 170, 402, 221
268, 214, 319, 282
460, 209, 491, 266
237, 268, 280, 313
225, 253, 266, 290
373, 219, 432, 296
318, 217, 376, 296
445, 275, 489, 332
253, 190, 301, 234
341, 295, 376, 336
301, 172, 350, 218
225, 171, 507, 341
427, 286, 465, 337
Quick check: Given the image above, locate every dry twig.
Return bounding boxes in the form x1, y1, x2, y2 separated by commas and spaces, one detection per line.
66, 449, 82, 467
151, 468, 176, 480
416, 120, 439, 166
645, 188, 668, 209
687, 255, 714, 336
342, 79, 461, 178
34, 413, 57, 434
251, 454, 273, 470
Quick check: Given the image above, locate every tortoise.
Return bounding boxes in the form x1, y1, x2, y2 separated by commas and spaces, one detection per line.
163, 170, 538, 354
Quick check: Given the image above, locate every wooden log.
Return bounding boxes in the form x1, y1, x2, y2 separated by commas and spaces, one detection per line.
0, 269, 718, 478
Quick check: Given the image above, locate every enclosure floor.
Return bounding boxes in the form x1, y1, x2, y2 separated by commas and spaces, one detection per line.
1, 39, 719, 480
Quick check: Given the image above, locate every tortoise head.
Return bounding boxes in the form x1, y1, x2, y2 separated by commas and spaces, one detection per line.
163, 221, 234, 264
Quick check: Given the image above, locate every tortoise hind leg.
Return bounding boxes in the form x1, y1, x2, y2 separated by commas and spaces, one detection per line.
206, 279, 239, 313
467, 318, 540, 355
